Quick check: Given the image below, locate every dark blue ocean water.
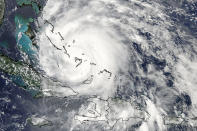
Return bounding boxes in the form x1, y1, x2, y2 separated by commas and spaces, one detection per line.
0, 0, 196, 130
0, 0, 44, 130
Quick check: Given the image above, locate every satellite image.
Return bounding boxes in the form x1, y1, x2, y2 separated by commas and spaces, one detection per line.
0, 0, 197, 131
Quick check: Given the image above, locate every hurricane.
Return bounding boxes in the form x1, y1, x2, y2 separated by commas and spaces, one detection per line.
34, 0, 197, 130
0, 0, 196, 130
37, 0, 132, 99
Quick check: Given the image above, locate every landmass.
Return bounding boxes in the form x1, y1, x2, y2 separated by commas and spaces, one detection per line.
27, 115, 53, 127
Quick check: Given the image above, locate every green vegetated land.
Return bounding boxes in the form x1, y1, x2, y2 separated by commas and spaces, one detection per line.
0, 53, 42, 96
0, 0, 46, 97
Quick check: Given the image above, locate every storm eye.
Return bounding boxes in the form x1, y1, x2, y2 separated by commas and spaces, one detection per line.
2, 0, 195, 130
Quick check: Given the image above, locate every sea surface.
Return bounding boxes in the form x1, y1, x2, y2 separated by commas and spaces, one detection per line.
0, 0, 197, 131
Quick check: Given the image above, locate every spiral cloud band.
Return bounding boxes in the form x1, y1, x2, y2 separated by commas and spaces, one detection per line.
38, 0, 130, 99
36, 0, 197, 130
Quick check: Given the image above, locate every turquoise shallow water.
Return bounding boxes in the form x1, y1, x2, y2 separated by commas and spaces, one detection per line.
0, 0, 197, 130
15, 15, 37, 61
0, 1, 45, 130
16, 0, 32, 6
11, 75, 27, 87
16, 0, 40, 14
13, 15, 40, 92
0, 41, 9, 49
